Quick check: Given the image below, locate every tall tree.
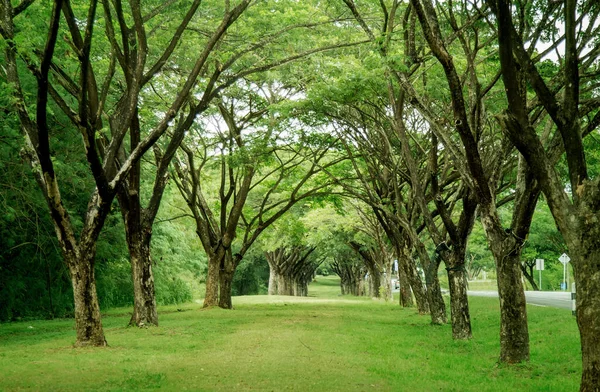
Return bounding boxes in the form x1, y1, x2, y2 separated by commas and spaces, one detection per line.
0, 0, 251, 344
491, 0, 600, 387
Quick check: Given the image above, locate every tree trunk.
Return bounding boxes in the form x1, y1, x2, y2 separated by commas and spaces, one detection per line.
520, 262, 539, 291
357, 277, 365, 296
383, 265, 393, 301
574, 245, 600, 391
268, 264, 277, 295
68, 250, 107, 347
447, 266, 472, 340
218, 270, 234, 309
481, 207, 530, 363
406, 260, 429, 314
203, 255, 220, 307
413, 235, 446, 324
128, 232, 158, 327
369, 269, 381, 298
399, 246, 429, 314
398, 258, 413, 307
424, 254, 447, 325
496, 251, 530, 362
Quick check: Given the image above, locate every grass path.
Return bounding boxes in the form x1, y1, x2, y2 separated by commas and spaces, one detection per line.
0, 276, 580, 391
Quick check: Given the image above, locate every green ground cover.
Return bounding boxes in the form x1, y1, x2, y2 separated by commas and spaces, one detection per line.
0, 276, 580, 391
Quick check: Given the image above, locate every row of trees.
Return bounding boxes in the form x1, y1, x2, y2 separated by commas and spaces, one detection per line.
1, 0, 598, 390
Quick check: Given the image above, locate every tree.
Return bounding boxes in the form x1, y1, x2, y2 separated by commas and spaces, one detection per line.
173, 84, 350, 308
491, 0, 600, 387
0, 0, 252, 345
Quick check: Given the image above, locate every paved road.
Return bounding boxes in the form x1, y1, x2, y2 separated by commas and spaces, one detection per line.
468, 290, 572, 310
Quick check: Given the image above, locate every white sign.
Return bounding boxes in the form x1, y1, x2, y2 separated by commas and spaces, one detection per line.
559, 253, 571, 264
394, 260, 398, 272
536, 259, 544, 271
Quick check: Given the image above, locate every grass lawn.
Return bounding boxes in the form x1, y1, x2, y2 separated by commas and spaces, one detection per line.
0, 275, 580, 391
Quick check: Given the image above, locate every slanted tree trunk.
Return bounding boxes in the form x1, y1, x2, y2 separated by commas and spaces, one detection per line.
413, 236, 447, 325
398, 244, 429, 314
425, 251, 447, 325
521, 260, 539, 291
68, 248, 107, 347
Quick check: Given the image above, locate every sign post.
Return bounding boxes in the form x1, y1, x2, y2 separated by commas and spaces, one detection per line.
535, 259, 544, 290
559, 253, 570, 291
571, 282, 576, 316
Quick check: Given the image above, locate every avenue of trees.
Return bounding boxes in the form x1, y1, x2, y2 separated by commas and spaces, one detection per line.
0, 0, 598, 390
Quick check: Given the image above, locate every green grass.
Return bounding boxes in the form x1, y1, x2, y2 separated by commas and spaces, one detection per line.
0, 275, 581, 391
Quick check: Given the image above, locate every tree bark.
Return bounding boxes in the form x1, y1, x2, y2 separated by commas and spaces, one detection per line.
68, 249, 107, 347
426, 259, 447, 325
415, 238, 447, 325
397, 258, 413, 307
480, 206, 530, 363
446, 264, 472, 340
218, 270, 234, 309
521, 262, 540, 291
398, 245, 429, 314
369, 268, 382, 298
128, 233, 158, 327
203, 255, 221, 307
574, 238, 600, 391
268, 265, 278, 295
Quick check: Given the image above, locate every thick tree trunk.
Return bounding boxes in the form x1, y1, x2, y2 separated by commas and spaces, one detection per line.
128, 233, 158, 327
566, 213, 600, 391
413, 237, 446, 324
399, 247, 429, 314
447, 266, 472, 340
424, 254, 447, 325
406, 261, 429, 314
481, 207, 530, 363
443, 243, 472, 339
357, 277, 365, 296
68, 250, 107, 347
369, 269, 381, 298
575, 254, 600, 391
203, 256, 220, 307
277, 275, 293, 295
268, 267, 278, 295
398, 258, 413, 307
383, 265, 393, 301
427, 270, 447, 325
218, 270, 234, 309
117, 109, 159, 327
496, 251, 530, 362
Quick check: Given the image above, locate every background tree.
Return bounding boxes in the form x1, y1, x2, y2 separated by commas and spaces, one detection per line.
173, 84, 350, 308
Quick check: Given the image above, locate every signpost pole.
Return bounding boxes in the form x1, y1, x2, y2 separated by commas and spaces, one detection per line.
535, 259, 544, 291
559, 253, 570, 291
571, 283, 576, 316
563, 262, 566, 291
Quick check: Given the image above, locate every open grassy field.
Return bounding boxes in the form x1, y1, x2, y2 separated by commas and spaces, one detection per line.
0, 275, 580, 391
